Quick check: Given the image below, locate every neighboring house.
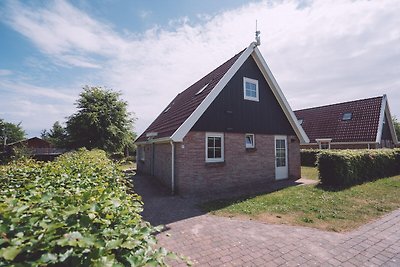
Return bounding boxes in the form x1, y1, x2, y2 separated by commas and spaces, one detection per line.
135, 41, 309, 196
294, 95, 399, 149
6, 137, 66, 160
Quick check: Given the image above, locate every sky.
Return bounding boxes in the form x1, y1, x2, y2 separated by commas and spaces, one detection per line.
0, 0, 399, 138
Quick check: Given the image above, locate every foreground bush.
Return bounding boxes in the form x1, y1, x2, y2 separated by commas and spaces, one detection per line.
0, 149, 172, 266
300, 149, 321, 166
318, 149, 400, 186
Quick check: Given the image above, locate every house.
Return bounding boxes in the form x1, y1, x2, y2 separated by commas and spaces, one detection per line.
294, 95, 399, 149
5, 137, 66, 160
135, 41, 309, 196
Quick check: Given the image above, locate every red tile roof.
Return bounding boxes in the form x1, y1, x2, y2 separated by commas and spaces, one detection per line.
294, 96, 383, 143
136, 49, 245, 142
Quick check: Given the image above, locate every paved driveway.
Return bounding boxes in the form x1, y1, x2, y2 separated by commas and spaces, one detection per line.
132, 174, 400, 266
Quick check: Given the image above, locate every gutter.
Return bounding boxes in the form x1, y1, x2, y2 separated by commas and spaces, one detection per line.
170, 141, 175, 195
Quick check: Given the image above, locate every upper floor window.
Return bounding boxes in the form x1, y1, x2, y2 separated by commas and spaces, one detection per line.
243, 77, 259, 102
342, 112, 352, 121
206, 132, 224, 162
316, 139, 332, 149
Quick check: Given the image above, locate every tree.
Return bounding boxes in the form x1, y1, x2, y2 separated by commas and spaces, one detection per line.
66, 86, 135, 153
393, 116, 400, 141
41, 121, 68, 148
0, 118, 26, 146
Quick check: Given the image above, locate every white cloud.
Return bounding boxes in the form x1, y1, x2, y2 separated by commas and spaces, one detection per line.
2, 0, 400, 137
0, 69, 12, 76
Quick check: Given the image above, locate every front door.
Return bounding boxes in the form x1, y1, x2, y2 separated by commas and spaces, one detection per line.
275, 135, 288, 180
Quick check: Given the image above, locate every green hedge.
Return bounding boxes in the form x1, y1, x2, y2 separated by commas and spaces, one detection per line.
300, 149, 321, 166
318, 149, 400, 186
0, 149, 173, 266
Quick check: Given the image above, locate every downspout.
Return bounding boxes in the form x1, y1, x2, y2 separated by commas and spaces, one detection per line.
170, 141, 175, 195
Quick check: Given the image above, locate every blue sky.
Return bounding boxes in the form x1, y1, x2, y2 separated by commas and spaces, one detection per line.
0, 0, 399, 138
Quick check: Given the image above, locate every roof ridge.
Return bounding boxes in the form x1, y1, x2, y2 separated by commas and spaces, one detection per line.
294, 95, 384, 112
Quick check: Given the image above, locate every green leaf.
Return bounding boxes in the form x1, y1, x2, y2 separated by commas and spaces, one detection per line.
106, 239, 122, 249
40, 252, 58, 263
0, 246, 22, 261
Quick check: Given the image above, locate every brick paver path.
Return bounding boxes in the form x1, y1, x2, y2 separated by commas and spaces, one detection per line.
133, 175, 400, 266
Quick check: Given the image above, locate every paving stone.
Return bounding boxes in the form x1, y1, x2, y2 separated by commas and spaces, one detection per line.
133, 174, 400, 266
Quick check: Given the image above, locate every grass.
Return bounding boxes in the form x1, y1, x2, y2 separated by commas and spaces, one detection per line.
203, 170, 400, 232
301, 166, 319, 180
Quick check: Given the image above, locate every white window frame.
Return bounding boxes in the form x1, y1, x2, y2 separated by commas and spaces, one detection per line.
316, 138, 332, 149
205, 132, 224, 163
243, 77, 259, 102
245, 133, 255, 148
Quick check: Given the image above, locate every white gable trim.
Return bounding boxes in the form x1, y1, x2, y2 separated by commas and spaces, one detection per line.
252, 47, 309, 144
376, 95, 386, 144
376, 95, 399, 144
171, 42, 309, 143
171, 43, 256, 142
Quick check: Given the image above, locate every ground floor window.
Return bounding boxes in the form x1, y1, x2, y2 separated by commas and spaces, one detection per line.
138, 146, 145, 161
245, 133, 255, 148
206, 132, 224, 162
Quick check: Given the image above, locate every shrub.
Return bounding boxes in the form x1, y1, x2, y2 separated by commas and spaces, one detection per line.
300, 149, 321, 166
0, 149, 173, 266
318, 149, 400, 186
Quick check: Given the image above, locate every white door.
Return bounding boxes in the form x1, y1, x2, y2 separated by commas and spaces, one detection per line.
275, 135, 288, 180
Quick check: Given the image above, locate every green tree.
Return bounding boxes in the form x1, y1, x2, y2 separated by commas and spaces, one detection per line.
66, 86, 135, 153
393, 116, 400, 141
41, 121, 68, 148
0, 119, 26, 146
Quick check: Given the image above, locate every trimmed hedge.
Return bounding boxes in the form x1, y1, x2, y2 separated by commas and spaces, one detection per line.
318, 149, 400, 186
300, 149, 321, 166
0, 149, 173, 266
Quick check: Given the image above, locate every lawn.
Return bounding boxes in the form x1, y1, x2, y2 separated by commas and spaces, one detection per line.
203, 168, 400, 232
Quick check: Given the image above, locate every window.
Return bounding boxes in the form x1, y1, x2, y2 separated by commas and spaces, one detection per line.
245, 133, 255, 148
243, 77, 259, 101
319, 142, 330, 149
138, 146, 145, 161
196, 83, 209, 95
206, 133, 224, 162
316, 139, 332, 149
342, 112, 352, 121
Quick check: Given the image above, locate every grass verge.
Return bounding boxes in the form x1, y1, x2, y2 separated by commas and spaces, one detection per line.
202, 174, 400, 232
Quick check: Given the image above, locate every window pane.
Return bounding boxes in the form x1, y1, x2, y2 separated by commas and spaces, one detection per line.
214, 137, 221, 148
208, 148, 214, 158
214, 148, 221, 158
208, 137, 214, 148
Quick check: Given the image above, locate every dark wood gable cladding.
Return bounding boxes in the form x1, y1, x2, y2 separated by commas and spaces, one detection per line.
191, 56, 295, 135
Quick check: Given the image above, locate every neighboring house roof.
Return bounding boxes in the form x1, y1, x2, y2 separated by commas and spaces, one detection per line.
6, 137, 52, 147
136, 42, 309, 144
294, 95, 399, 144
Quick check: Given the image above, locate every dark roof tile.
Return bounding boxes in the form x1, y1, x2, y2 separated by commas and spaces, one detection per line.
294, 96, 383, 143
136, 49, 245, 142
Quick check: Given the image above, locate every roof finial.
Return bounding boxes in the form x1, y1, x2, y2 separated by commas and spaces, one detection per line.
255, 20, 261, 46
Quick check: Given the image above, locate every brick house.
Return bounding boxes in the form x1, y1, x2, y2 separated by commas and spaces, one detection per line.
135, 42, 309, 195
294, 95, 399, 149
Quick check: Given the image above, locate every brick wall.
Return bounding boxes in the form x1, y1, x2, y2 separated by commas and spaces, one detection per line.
153, 143, 172, 188
136, 144, 153, 175
175, 131, 301, 195
137, 143, 172, 189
